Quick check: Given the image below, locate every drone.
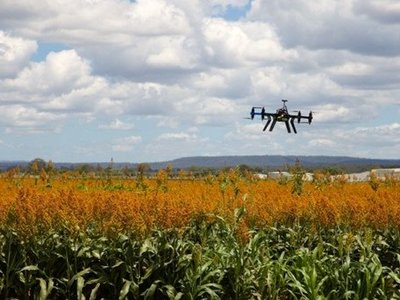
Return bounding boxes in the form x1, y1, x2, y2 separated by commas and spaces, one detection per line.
247, 100, 313, 134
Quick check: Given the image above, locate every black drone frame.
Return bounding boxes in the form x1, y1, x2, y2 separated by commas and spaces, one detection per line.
249, 100, 313, 134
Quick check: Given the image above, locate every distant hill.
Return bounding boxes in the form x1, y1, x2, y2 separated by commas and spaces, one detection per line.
144, 155, 400, 172
1, 155, 400, 173
0, 160, 28, 171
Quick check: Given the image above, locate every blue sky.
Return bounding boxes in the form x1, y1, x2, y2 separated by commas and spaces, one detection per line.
0, 0, 399, 163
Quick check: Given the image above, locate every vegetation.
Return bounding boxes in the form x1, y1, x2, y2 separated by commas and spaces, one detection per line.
0, 167, 400, 298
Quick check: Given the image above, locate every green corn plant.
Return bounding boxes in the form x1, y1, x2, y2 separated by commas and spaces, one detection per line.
0, 230, 27, 299
286, 247, 329, 300
37, 277, 54, 300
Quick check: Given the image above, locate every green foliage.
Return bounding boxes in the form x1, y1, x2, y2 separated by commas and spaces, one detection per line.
1, 221, 400, 299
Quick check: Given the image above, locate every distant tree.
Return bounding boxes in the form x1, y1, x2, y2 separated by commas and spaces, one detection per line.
40, 168, 47, 184
238, 164, 254, 174
121, 165, 129, 178
324, 166, 345, 175
188, 166, 200, 176
46, 160, 55, 173
136, 163, 150, 190
96, 164, 103, 174
28, 158, 46, 175
77, 164, 91, 175
290, 159, 305, 195
165, 164, 173, 178
136, 163, 150, 178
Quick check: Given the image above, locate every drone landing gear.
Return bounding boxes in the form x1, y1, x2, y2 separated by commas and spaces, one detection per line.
263, 116, 271, 131
285, 121, 291, 133
263, 116, 298, 134
268, 118, 278, 132
290, 118, 297, 134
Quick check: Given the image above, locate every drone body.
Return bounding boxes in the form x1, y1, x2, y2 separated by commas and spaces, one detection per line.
249, 100, 313, 134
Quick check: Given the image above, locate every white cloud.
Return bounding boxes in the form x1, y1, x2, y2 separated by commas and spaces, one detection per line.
126, 0, 192, 36
0, 49, 192, 131
112, 135, 142, 152
3, 50, 92, 96
0, 0, 191, 40
327, 62, 373, 76
1, 104, 63, 133
210, 0, 250, 7
247, 0, 400, 56
203, 18, 297, 67
145, 37, 199, 69
156, 117, 180, 129
0, 0, 203, 81
0, 31, 37, 78
99, 119, 134, 130
157, 132, 197, 142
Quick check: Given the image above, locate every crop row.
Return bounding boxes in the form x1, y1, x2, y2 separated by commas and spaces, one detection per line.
0, 172, 399, 235
1, 215, 400, 299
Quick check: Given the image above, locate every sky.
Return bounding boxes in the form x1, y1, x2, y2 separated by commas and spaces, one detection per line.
0, 0, 399, 163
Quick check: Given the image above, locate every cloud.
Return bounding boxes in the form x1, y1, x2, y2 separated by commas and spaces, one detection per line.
156, 132, 197, 142
0, 31, 37, 78
354, 0, 400, 24
247, 0, 400, 56
0, 49, 191, 130
0, 0, 202, 81
210, 0, 250, 7
0, 49, 106, 131
0, 104, 63, 133
223, 121, 400, 159
2, 50, 93, 96
0, 0, 191, 40
112, 135, 142, 152
203, 18, 297, 67
99, 119, 134, 130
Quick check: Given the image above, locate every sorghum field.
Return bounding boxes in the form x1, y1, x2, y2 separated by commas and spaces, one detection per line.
1, 168, 400, 299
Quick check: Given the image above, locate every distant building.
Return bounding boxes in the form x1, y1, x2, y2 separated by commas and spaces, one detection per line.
267, 171, 292, 179
303, 173, 314, 181
347, 171, 370, 182
371, 168, 400, 179
254, 173, 268, 179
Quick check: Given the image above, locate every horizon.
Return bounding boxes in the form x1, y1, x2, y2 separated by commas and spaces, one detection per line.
2, 153, 400, 165
1, 1, 400, 162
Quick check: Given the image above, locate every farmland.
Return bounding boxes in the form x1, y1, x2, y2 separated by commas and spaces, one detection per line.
1, 168, 400, 299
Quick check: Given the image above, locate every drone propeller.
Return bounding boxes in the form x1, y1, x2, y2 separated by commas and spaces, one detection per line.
297, 111, 301, 123
308, 111, 314, 124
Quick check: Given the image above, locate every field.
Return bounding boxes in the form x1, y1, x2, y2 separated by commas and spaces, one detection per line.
1, 168, 400, 299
